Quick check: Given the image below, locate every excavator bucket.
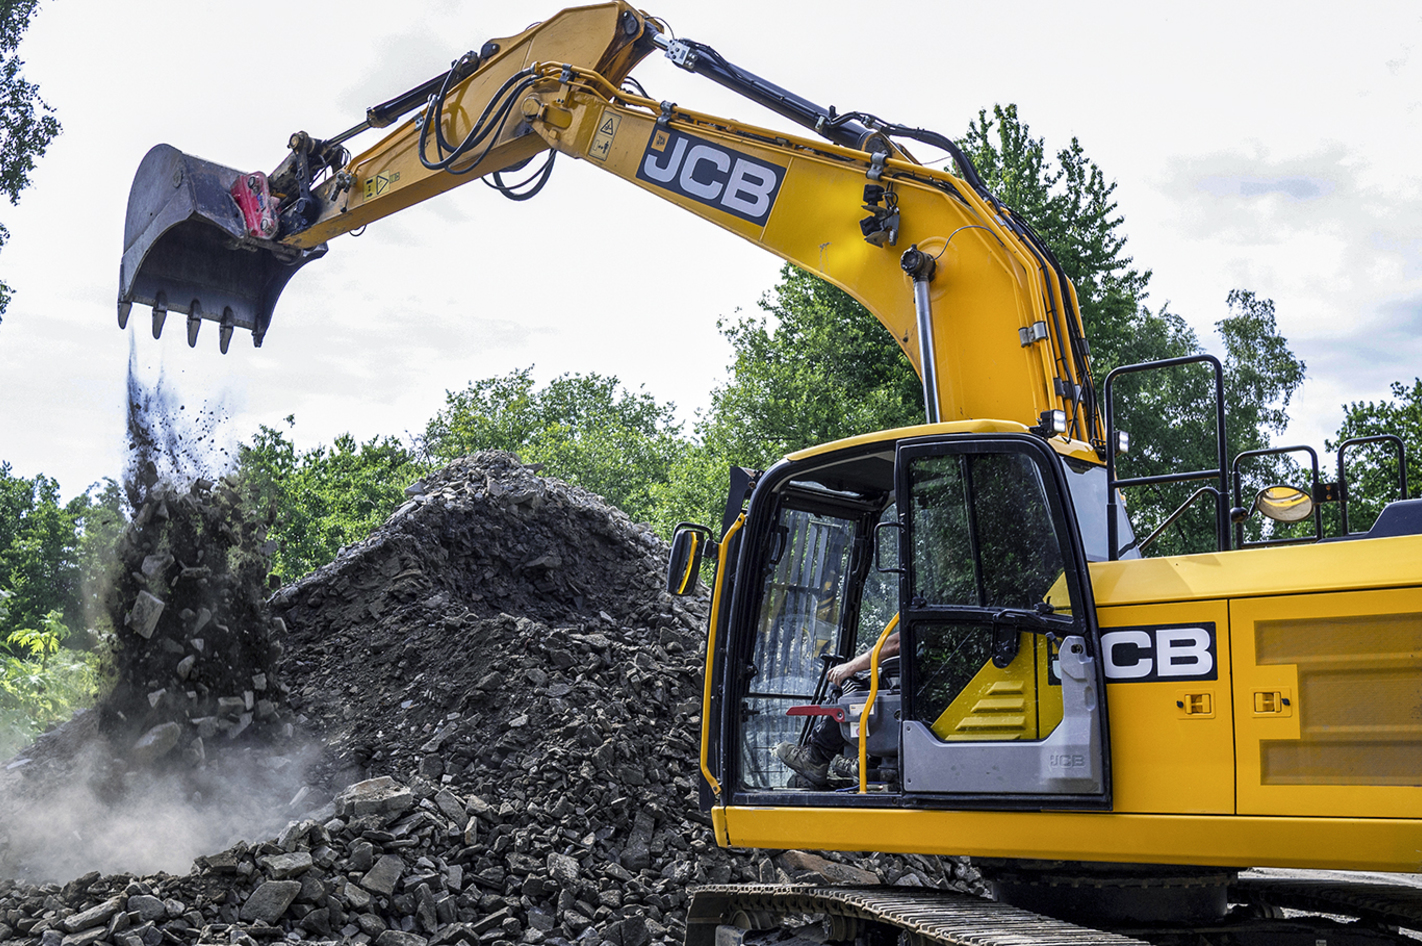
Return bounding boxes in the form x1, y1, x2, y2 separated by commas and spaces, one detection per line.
118, 144, 326, 352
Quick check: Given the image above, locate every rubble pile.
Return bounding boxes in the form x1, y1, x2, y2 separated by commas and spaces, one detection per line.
0, 452, 979, 944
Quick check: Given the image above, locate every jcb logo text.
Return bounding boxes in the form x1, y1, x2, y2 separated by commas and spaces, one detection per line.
1101, 623, 1217, 682
636, 129, 784, 225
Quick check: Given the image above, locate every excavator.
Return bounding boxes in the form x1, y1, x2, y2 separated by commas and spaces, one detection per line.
117, 4, 1422, 945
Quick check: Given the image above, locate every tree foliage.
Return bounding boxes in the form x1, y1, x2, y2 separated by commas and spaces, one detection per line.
0, 605, 98, 757
1326, 378, 1422, 534
422, 368, 685, 528
962, 104, 1154, 374
0, 0, 60, 321
0, 463, 87, 642
238, 418, 422, 582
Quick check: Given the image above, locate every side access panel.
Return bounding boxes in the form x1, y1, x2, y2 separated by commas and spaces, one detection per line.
1095, 600, 1235, 814
1231, 586, 1422, 818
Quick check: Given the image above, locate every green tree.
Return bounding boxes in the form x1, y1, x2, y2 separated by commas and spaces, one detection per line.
0, 464, 85, 642
961, 104, 1153, 373
239, 419, 423, 581
1325, 378, 1422, 534
422, 368, 686, 529
0, 0, 61, 321
1111, 291, 1306, 555
0, 606, 99, 757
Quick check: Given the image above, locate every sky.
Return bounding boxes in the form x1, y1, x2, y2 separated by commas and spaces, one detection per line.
1, 0, 1419, 499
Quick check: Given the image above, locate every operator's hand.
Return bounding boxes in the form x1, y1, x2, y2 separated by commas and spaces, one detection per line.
826, 661, 859, 686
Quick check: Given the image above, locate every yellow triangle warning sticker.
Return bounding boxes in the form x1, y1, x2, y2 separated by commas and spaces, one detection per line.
589, 110, 621, 162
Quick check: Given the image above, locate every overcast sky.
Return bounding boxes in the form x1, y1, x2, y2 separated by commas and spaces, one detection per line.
2, 0, 1419, 499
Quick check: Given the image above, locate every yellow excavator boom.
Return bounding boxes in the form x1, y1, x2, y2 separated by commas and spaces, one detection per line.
117, 2, 1100, 445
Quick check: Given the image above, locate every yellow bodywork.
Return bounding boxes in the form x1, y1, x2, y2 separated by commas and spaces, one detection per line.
713, 521, 1422, 872
929, 632, 1062, 743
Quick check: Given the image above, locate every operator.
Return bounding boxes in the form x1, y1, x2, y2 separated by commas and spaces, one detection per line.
775, 629, 900, 788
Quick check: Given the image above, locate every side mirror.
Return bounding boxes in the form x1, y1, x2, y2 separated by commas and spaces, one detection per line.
1254, 484, 1314, 523
667, 523, 714, 595
1233, 484, 1314, 525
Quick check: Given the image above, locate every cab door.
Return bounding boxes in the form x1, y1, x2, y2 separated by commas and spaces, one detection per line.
895, 435, 1111, 807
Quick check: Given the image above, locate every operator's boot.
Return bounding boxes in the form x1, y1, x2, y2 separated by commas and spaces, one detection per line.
828, 754, 859, 785
774, 742, 831, 787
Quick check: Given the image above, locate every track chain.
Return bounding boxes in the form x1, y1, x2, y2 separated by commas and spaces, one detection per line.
1231, 878, 1422, 932
686, 885, 1152, 946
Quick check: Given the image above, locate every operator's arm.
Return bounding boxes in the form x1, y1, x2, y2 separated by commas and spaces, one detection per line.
827, 630, 900, 686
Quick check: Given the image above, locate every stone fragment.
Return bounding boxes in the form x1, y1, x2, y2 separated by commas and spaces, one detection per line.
60, 897, 124, 933
126, 895, 166, 922
60, 928, 107, 946
260, 850, 313, 879
128, 591, 165, 639
361, 853, 406, 896
299, 906, 331, 936
374, 929, 427, 946
349, 839, 376, 872
547, 852, 580, 885
776, 850, 879, 885
240, 880, 302, 923
414, 883, 438, 933
139, 553, 172, 579
176, 655, 196, 679
130, 722, 181, 765
470, 907, 512, 935
337, 775, 416, 819
621, 808, 655, 871
345, 882, 373, 910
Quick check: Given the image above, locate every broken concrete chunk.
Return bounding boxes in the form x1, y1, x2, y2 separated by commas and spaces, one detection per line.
125, 894, 166, 922
60, 896, 124, 932
175, 655, 196, 680
336, 776, 415, 819
360, 853, 405, 897
193, 607, 211, 633
239, 879, 302, 923
259, 851, 313, 879
130, 722, 181, 765
128, 591, 165, 639
433, 788, 465, 824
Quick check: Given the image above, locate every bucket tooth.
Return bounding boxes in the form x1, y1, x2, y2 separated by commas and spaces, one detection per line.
118, 300, 131, 329
219, 306, 235, 354
187, 300, 202, 348
152, 291, 168, 339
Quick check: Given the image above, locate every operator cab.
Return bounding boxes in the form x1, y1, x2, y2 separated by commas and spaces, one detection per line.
673, 421, 1118, 810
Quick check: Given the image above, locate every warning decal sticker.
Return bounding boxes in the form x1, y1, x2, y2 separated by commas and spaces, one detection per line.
363, 170, 402, 199
589, 111, 620, 162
